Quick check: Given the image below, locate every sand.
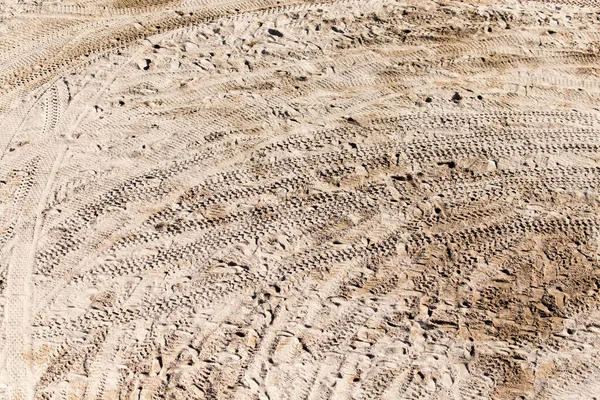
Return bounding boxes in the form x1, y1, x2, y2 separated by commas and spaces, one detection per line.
0, 0, 599, 398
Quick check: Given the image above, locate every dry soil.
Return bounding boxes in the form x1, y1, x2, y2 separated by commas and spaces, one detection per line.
0, 0, 600, 399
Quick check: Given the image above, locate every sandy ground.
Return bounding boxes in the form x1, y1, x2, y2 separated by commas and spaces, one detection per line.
0, 0, 599, 398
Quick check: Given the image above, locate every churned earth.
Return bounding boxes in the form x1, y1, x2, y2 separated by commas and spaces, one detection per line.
0, 0, 599, 398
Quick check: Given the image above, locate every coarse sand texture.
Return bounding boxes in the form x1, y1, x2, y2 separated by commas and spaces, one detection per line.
0, 0, 600, 399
